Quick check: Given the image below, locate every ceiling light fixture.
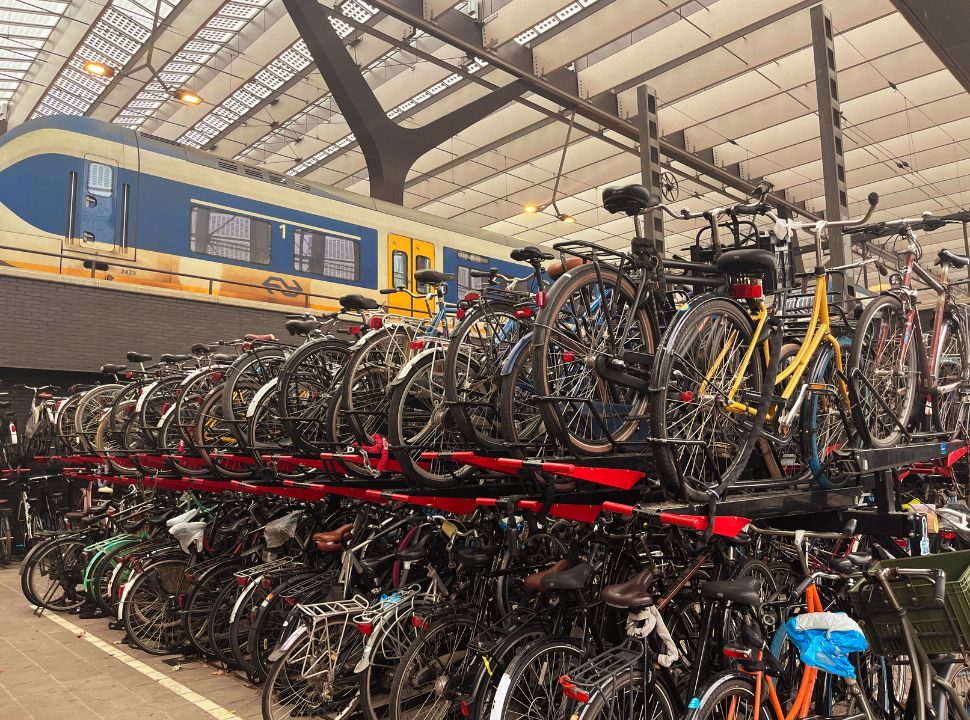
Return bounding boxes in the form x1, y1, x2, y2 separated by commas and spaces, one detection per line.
82, 61, 115, 78
557, 213, 576, 224
175, 89, 203, 106
523, 204, 541, 214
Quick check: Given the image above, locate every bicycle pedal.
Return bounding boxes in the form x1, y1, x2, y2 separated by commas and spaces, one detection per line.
107, 621, 123, 630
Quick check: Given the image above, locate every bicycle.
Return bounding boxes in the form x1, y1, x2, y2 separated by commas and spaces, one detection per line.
848, 214, 970, 447
650, 191, 881, 500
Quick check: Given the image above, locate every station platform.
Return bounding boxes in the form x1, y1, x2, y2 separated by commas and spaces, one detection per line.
0, 564, 259, 720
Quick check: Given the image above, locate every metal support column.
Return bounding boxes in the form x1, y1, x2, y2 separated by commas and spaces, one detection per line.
283, 0, 526, 205
811, 5, 851, 297
636, 85, 664, 255
963, 220, 970, 285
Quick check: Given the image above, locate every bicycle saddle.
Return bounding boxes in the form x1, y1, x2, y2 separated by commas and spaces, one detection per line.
285, 319, 320, 336
511, 246, 554, 263
127, 352, 153, 363
396, 533, 433, 562
523, 559, 570, 592
716, 248, 777, 276
100, 364, 127, 374
457, 544, 499, 569
830, 552, 873, 573
938, 249, 970, 268
313, 523, 353, 552
192, 343, 212, 355
244, 333, 276, 342
211, 353, 236, 363
545, 256, 586, 278
701, 577, 762, 608
540, 562, 593, 592
601, 570, 655, 608
340, 293, 380, 311
414, 269, 455, 285
602, 184, 660, 215
160, 353, 190, 363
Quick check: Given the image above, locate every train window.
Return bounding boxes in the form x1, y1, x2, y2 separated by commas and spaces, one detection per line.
392, 250, 408, 290
457, 265, 488, 298
415, 254, 431, 292
190, 206, 271, 265
87, 163, 113, 198
293, 229, 360, 281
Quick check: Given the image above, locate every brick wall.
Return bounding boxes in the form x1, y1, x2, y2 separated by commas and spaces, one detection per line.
0, 274, 296, 373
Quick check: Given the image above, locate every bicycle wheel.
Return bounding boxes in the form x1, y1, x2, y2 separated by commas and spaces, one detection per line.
444, 301, 522, 450
933, 315, 969, 439
181, 560, 243, 658
651, 298, 769, 501
122, 557, 190, 655
690, 674, 770, 720
74, 384, 123, 452
262, 617, 364, 720
940, 659, 970, 720
277, 339, 351, 453
387, 613, 477, 720
849, 294, 918, 447
387, 347, 474, 488
195, 386, 253, 478
0, 510, 12, 565
22, 537, 87, 611
221, 347, 288, 446
341, 326, 416, 445
488, 636, 582, 720
532, 263, 655, 455
208, 579, 245, 667
577, 668, 677, 720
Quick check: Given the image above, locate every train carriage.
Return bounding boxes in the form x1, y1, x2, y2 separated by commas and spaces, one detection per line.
0, 116, 529, 314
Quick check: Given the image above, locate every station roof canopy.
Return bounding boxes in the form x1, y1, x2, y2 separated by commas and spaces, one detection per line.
6, 0, 970, 264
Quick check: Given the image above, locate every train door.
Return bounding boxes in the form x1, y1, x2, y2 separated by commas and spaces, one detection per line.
72, 153, 136, 256
387, 234, 435, 317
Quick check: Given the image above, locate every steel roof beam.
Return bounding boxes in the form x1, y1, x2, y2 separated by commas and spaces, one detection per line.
362, 0, 818, 219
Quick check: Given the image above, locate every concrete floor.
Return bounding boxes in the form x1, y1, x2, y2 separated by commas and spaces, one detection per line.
0, 563, 262, 720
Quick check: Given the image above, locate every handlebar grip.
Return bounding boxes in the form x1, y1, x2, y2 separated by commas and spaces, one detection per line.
843, 518, 857, 535
934, 571, 946, 608
379, 288, 397, 295
469, 269, 495, 278
868, 192, 879, 207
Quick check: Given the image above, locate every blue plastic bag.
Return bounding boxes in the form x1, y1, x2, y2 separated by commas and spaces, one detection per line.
785, 612, 868, 679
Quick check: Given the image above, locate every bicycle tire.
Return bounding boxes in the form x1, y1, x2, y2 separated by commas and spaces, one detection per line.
651, 297, 772, 501
932, 313, 970, 439
576, 667, 677, 720
22, 536, 87, 611
0, 510, 12, 565
849, 294, 919, 447
689, 673, 770, 720
277, 338, 351, 454
122, 557, 190, 655
488, 636, 582, 720
532, 263, 655, 455
800, 337, 854, 489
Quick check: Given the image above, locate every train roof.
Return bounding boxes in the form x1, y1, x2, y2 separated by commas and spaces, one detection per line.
3, 115, 527, 250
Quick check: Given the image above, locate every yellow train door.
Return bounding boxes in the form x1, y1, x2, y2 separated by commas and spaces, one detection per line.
387, 234, 435, 317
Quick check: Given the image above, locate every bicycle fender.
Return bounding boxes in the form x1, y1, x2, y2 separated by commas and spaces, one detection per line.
268, 622, 309, 663
684, 671, 753, 720
499, 332, 533, 376
229, 578, 260, 623
389, 346, 442, 388
245, 380, 277, 419
117, 568, 143, 620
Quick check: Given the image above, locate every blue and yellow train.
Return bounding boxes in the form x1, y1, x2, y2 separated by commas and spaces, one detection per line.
0, 116, 529, 314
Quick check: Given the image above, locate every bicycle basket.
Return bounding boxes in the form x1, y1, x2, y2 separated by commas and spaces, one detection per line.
849, 550, 970, 655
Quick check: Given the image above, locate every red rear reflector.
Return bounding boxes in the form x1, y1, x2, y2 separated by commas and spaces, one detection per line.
124, 372, 134, 379
162, 403, 170, 414
348, 326, 361, 335
723, 647, 753, 660
236, 576, 249, 587
514, 307, 533, 319
560, 677, 589, 703
369, 317, 383, 330
535, 291, 546, 308
456, 308, 466, 320
410, 340, 426, 350
680, 391, 694, 403
463, 292, 480, 302
261, 578, 273, 589
943, 530, 957, 540
118, 583, 126, 599
460, 701, 471, 717
357, 621, 373, 636
562, 352, 575, 363
284, 597, 297, 606
732, 283, 762, 299
412, 615, 428, 630
243, 342, 252, 351
176, 593, 186, 609
211, 372, 222, 382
